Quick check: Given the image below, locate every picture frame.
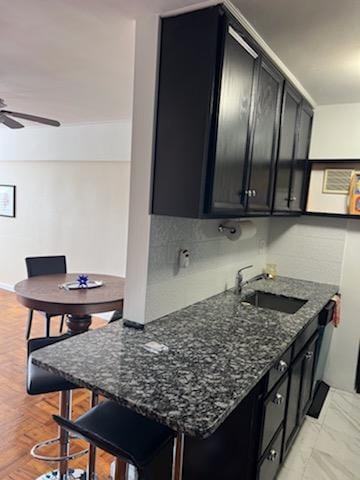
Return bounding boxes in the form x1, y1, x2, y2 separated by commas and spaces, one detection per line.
0, 185, 16, 217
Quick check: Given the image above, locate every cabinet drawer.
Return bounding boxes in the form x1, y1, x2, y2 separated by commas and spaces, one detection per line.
258, 427, 283, 480
267, 346, 292, 393
294, 316, 318, 358
261, 374, 289, 455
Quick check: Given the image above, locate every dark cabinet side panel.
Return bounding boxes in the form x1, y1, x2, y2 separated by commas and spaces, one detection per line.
152, 8, 221, 218
247, 61, 283, 213
209, 23, 259, 214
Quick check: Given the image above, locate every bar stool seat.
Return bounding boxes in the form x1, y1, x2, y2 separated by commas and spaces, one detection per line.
27, 336, 89, 480
28, 354, 78, 396
54, 400, 175, 479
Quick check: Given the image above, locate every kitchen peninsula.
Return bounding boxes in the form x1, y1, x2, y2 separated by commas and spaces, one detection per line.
32, 276, 338, 480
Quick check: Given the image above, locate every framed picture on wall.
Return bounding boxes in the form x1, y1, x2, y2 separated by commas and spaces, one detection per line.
0, 185, 16, 217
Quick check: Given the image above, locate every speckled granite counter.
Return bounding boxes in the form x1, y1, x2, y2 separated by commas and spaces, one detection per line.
32, 276, 338, 438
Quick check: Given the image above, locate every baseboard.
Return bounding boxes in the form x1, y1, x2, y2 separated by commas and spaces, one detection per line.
0, 282, 15, 292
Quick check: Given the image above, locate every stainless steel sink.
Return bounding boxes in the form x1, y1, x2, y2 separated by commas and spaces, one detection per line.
242, 291, 307, 314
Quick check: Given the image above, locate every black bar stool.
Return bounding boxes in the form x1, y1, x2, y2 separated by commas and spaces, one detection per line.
25, 255, 67, 338
54, 399, 175, 480
27, 335, 90, 480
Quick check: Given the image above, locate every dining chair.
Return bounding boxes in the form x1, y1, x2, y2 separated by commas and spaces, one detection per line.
25, 255, 67, 339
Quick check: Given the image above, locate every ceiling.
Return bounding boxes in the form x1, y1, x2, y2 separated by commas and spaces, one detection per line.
232, 0, 360, 106
0, 0, 136, 124
1, 0, 359, 125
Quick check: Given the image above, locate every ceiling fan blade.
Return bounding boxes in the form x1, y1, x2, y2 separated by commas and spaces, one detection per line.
0, 113, 24, 129
2, 110, 60, 127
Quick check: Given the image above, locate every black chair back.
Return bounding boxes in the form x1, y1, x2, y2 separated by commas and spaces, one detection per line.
26, 255, 67, 278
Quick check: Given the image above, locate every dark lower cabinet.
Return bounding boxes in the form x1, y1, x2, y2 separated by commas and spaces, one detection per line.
284, 333, 319, 457
260, 374, 288, 455
299, 335, 318, 420
283, 350, 303, 454
182, 311, 324, 480
258, 427, 283, 480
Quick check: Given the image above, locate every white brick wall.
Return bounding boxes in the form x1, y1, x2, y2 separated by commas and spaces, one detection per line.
145, 216, 270, 321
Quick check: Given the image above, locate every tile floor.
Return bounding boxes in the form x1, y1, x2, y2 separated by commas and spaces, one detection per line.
278, 388, 360, 480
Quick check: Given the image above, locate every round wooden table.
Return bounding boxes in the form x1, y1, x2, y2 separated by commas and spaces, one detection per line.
15, 273, 125, 334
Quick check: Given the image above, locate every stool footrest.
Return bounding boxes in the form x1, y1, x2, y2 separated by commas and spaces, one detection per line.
31, 434, 88, 462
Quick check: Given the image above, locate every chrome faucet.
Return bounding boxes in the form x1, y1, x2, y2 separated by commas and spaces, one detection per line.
235, 266, 268, 295
235, 265, 253, 295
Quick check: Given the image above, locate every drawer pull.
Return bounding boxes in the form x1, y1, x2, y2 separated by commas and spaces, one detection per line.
305, 351, 313, 360
273, 393, 284, 405
267, 449, 278, 462
277, 359, 288, 372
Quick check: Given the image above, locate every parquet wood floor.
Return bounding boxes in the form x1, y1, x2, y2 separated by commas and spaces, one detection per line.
0, 288, 115, 479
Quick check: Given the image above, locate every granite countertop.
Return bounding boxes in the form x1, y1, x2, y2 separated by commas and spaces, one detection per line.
32, 276, 338, 438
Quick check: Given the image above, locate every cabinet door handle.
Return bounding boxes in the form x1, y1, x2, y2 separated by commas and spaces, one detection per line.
267, 449, 278, 462
248, 190, 253, 197
273, 393, 284, 405
289, 196, 297, 202
252, 189, 256, 197
305, 351, 313, 360
277, 359, 288, 372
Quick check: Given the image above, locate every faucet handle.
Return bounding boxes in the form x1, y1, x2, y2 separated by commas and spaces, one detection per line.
238, 265, 253, 274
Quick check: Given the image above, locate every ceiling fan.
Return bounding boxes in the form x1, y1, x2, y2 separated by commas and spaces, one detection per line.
0, 98, 61, 129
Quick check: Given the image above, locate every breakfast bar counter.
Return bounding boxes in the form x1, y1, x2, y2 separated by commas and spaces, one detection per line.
32, 276, 338, 439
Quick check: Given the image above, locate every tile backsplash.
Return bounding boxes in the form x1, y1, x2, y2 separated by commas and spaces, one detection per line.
267, 216, 347, 285
145, 216, 269, 321
145, 215, 348, 322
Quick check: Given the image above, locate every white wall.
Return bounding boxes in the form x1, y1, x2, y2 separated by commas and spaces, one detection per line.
268, 103, 360, 393
0, 121, 132, 161
123, 14, 159, 323
0, 161, 130, 287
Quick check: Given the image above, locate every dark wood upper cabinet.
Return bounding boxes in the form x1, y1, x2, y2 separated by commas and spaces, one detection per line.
210, 23, 259, 215
291, 101, 313, 212
273, 84, 301, 212
247, 60, 284, 213
152, 6, 313, 219
273, 84, 313, 214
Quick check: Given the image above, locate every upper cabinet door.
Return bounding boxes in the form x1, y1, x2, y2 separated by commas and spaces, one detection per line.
210, 23, 259, 214
247, 60, 283, 213
273, 83, 301, 212
290, 102, 313, 212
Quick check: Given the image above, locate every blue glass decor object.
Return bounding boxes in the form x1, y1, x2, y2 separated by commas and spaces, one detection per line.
77, 274, 89, 289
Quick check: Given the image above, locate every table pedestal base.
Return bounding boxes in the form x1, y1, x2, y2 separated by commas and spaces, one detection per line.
66, 315, 92, 335
35, 468, 88, 479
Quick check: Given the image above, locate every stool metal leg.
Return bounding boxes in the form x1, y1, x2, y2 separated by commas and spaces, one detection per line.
59, 390, 71, 479
172, 433, 184, 480
87, 392, 99, 480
